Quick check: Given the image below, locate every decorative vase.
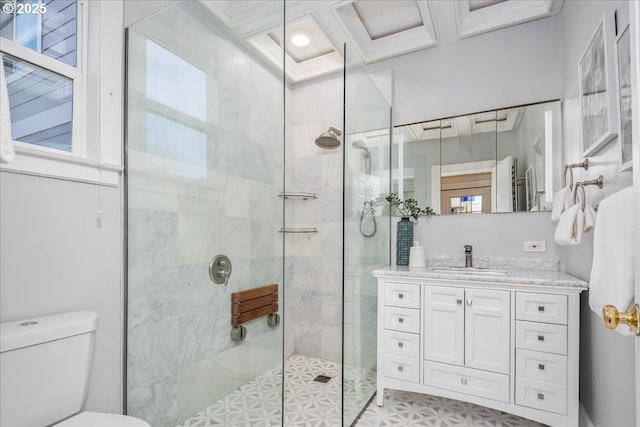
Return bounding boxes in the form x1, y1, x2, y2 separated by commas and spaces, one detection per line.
396, 217, 413, 266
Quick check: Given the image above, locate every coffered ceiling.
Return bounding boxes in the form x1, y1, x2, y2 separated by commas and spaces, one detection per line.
204, 0, 564, 83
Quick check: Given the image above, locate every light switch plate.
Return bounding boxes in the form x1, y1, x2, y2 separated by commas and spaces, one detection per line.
524, 241, 546, 252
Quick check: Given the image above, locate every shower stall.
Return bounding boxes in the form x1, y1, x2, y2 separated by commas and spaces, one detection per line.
125, 2, 390, 426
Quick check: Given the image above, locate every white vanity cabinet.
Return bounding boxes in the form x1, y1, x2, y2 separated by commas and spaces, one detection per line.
374, 269, 587, 427
424, 286, 510, 374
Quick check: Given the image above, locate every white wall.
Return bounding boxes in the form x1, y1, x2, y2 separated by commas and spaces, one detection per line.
0, 0, 125, 414
402, 212, 562, 266
367, 15, 562, 125
560, 2, 636, 426
0, 174, 123, 412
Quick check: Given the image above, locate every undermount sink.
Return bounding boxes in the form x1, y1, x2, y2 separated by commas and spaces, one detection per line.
432, 267, 508, 276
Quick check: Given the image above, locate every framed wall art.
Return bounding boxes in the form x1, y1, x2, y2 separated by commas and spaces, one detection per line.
615, 23, 633, 171
579, 15, 618, 157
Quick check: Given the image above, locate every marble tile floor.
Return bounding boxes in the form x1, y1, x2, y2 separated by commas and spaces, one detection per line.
176, 354, 375, 427
356, 390, 546, 427
176, 354, 544, 427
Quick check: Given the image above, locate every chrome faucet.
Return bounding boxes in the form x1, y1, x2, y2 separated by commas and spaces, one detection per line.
464, 245, 473, 268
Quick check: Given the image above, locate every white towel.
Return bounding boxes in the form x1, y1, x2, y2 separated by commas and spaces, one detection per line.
0, 53, 16, 163
554, 203, 584, 245
551, 186, 572, 222
583, 204, 597, 233
589, 187, 636, 335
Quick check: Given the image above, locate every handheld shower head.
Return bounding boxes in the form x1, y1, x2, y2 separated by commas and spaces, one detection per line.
352, 140, 370, 157
315, 127, 342, 149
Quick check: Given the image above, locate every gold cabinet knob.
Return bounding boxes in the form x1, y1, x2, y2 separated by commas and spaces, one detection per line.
602, 304, 639, 335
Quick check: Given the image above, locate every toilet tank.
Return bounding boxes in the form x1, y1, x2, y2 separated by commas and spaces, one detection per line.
0, 311, 98, 427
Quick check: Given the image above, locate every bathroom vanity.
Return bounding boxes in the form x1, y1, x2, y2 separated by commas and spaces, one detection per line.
373, 265, 588, 427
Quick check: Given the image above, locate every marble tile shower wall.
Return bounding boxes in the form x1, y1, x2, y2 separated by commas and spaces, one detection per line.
285, 76, 343, 363
126, 18, 284, 427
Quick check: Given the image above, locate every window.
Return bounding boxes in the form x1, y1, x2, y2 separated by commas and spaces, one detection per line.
1, 0, 83, 155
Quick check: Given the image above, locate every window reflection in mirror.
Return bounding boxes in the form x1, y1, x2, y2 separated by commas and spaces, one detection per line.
392, 100, 562, 215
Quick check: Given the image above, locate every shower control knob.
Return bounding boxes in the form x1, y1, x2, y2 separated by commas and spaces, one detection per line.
209, 254, 232, 286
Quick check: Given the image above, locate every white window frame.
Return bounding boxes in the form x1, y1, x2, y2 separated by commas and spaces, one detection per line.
0, 0, 123, 185
1, 0, 87, 157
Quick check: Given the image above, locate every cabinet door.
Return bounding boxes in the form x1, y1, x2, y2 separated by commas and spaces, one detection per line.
465, 288, 510, 374
424, 286, 464, 366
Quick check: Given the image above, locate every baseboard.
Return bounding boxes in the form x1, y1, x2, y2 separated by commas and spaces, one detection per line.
579, 402, 597, 427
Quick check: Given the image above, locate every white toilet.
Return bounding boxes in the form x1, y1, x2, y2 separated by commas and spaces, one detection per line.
0, 311, 150, 427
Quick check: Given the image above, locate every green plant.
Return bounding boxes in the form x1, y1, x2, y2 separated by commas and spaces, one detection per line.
385, 193, 435, 220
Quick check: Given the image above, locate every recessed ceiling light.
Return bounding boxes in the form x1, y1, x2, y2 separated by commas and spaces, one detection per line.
289, 30, 311, 47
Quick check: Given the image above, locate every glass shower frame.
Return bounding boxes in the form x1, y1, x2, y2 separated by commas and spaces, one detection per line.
124, 2, 286, 426
342, 43, 392, 425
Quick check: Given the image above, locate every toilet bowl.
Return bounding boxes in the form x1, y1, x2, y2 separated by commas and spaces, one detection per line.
0, 311, 150, 427
57, 411, 151, 426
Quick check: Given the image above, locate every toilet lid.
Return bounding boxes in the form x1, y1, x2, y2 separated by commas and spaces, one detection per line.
56, 411, 151, 427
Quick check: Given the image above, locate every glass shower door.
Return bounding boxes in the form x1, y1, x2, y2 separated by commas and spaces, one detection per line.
342, 44, 392, 425
125, 2, 285, 426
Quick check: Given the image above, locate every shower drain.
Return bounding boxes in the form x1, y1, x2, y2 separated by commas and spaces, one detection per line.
313, 375, 332, 383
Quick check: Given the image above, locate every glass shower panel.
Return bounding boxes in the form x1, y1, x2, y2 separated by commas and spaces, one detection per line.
126, 2, 284, 426
343, 45, 391, 425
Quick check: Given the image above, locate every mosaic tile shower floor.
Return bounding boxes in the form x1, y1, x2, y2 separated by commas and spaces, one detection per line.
176, 354, 544, 427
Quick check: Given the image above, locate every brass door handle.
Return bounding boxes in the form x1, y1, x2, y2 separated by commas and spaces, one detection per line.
602, 304, 639, 335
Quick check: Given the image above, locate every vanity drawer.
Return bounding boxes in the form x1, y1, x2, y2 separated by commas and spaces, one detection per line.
384, 330, 420, 358
384, 354, 419, 383
384, 306, 420, 334
516, 321, 567, 355
423, 361, 509, 403
516, 349, 567, 385
385, 283, 420, 309
516, 292, 567, 325
516, 376, 567, 415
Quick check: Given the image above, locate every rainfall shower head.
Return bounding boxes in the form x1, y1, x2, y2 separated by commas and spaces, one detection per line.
315, 127, 342, 149
352, 140, 370, 157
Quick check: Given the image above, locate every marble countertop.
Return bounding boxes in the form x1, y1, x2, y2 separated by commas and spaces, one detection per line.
372, 266, 588, 289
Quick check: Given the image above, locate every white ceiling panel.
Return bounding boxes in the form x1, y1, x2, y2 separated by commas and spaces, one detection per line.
331, 0, 437, 63
454, 0, 563, 39
248, 13, 343, 83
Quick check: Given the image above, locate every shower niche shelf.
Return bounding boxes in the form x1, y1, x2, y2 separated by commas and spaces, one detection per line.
278, 192, 317, 200
278, 227, 318, 234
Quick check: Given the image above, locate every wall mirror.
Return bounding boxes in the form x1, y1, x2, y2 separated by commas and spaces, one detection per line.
391, 100, 562, 215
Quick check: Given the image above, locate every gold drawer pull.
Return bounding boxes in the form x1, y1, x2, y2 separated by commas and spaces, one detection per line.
603, 304, 639, 335
537, 393, 544, 400
538, 305, 545, 312
537, 335, 545, 342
